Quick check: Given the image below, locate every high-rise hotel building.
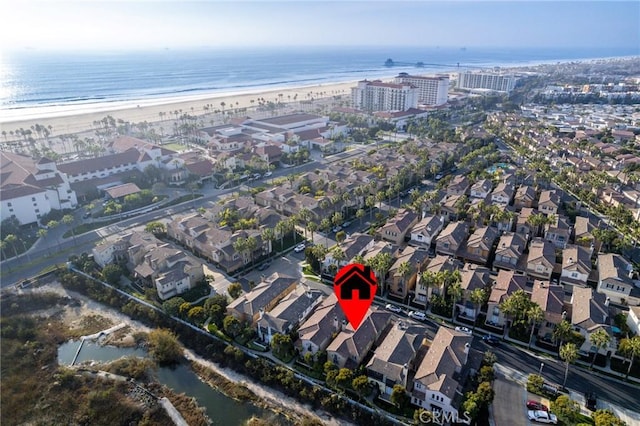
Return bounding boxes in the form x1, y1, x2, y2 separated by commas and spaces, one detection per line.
456, 72, 517, 93
394, 73, 449, 106
351, 80, 419, 112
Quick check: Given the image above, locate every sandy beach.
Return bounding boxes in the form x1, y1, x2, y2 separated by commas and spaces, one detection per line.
0, 79, 365, 136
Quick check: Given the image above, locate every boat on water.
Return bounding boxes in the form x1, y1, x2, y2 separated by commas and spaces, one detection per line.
384, 58, 394, 66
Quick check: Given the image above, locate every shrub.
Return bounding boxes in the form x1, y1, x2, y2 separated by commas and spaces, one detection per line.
527, 374, 544, 394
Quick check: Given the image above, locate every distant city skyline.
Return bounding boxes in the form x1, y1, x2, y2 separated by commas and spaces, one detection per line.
1, 1, 639, 52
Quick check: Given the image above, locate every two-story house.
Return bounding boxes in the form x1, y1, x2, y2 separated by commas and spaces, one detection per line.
296, 293, 346, 355
570, 287, 614, 356
515, 207, 536, 240
435, 221, 469, 257
526, 238, 556, 281
227, 273, 298, 325
323, 233, 374, 272
492, 232, 528, 273
366, 322, 427, 400
414, 256, 463, 304
256, 284, 323, 344
486, 270, 528, 328
597, 253, 639, 306
410, 328, 473, 418
572, 215, 599, 252
490, 183, 515, 206
530, 280, 565, 343
460, 226, 499, 266
376, 209, 420, 245
327, 309, 392, 368
458, 263, 492, 319
388, 246, 431, 300
545, 215, 572, 248
470, 179, 493, 199
560, 245, 592, 289
409, 215, 445, 249
446, 175, 470, 196
514, 185, 537, 211
538, 190, 561, 216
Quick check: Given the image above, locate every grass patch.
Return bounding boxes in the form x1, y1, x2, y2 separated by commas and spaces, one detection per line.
179, 285, 210, 303
207, 323, 232, 342
610, 356, 640, 379
162, 143, 189, 152
247, 340, 269, 352
273, 351, 296, 363
65, 218, 119, 237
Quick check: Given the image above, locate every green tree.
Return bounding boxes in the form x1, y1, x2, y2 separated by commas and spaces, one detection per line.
462, 392, 481, 420
145, 221, 166, 236
62, 214, 76, 243
147, 329, 183, 364
352, 375, 371, 397
335, 368, 353, 389
592, 409, 626, 426
589, 328, 611, 369
187, 306, 205, 323
335, 230, 346, 245
470, 288, 488, 332
448, 281, 463, 319
390, 384, 409, 410
101, 263, 123, 285
162, 297, 187, 316
527, 304, 545, 349
179, 302, 192, 317
478, 365, 494, 383
3, 234, 18, 258
551, 395, 580, 425
223, 315, 242, 338
618, 336, 640, 379
271, 333, 294, 360
500, 289, 531, 326
560, 342, 578, 388
527, 373, 544, 394
476, 381, 495, 406
553, 319, 573, 349
228, 282, 243, 299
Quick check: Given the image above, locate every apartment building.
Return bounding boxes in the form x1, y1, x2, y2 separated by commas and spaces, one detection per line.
351, 80, 419, 112
457, 72, 517, 93
394, 73, 449, 106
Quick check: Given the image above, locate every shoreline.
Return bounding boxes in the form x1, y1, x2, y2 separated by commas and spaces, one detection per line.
1, 54, 637, 136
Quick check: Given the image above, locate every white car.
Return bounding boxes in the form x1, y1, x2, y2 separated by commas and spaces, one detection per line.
455, 326, 472, 335
408, 311, 427, 321
385, 304, 402, 313
263, 171, 273, 177
293, 243, 306, 253
528, 410, 558, 424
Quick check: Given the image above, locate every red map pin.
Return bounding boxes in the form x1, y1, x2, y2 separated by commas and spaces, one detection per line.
334, 263, 377, 330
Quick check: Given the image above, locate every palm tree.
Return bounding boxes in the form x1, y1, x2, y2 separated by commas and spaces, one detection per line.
397, 261, 412, 297
275, 220, 287, 251
553, 319, 573, 349
370, 252, 393, 295
261, 228, 275, 258
62, 214, 76, 244
233, 237, 248, 267
448, 281, 463, 320
330, 246, 346, 270
560, 342, 578, 388
320, 218, 332, 246
470, 288, 488, 332
307, 221, 318, 245
618, 336, 640, 379
245, 236, 258, 268
589, 328, 611, 369
526, 304, 545, 349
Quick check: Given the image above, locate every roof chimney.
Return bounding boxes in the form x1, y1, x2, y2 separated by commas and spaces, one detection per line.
605, 297, 610, 307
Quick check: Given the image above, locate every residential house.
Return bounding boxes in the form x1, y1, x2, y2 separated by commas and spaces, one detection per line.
388, 246, 430, 300
493, 232, 528, 273
560, 245, 592, 289
256, 284, 323, 344
227, 273, 298, 325
490, 183, 515, 206
470, 179, 493, 199
515, 207, 536, 240
597, 253, 640, 306
538, 190, 561, 216
530, 280, 565, 343
410, 327, 473, 418
446, 175, 470, 196
573, 215, 598, 251
296, 294, 346, 355
409, 215, 445, 249
327, 309, 392, 368
414, 256, 463, 303
457, 263, 492, 319
514, 185, 537, 211
323, 233, 374, 272
526, 238, 556, 281
460, 226, 499, 266
435, 221, 469, 257
366, 322, 427, 399
570, 287, 614, 356
376, 208, 419, 245
545, 214, 572, 249
626, 306, 640, 335
439, 194, 466, 223
486, 270, 528, 327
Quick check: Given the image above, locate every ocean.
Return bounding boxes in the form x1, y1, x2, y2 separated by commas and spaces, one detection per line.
1, 45, 637, 111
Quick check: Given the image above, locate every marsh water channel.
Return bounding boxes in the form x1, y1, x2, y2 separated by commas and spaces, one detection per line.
58, 340, 271, 425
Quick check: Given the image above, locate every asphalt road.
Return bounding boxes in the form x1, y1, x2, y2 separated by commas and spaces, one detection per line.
493, 372, 528, 426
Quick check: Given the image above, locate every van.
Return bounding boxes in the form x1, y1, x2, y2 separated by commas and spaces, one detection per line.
409, 311, 427, 321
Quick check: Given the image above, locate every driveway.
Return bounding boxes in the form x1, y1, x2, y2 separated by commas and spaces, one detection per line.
238, 254, 303, 290
493, 368, 528, 426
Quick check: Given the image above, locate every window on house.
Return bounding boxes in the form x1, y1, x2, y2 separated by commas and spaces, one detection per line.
7, 202, 11, 207
571, 272, 578, 278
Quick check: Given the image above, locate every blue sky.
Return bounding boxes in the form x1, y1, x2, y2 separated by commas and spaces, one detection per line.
1, 1, 638, 51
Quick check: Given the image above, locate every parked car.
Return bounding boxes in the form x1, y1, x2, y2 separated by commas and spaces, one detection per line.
342, 221, 352, 228
294, 243, 306, 253
256, 260, 271, 271
253, 173, 261, 180
527, 410, 557, 424
385, 304, 402, 314
585, 392, 597, 411
408, 311, 427, 321
482, 335, 500, 346
526, 401, 548, 412
332, 226, 342, 233
455, 326, 472, 335
435, 173, 443, 181
263, 171, 272, 177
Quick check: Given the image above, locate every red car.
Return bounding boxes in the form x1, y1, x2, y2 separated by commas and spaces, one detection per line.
527, 400, 549, 411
